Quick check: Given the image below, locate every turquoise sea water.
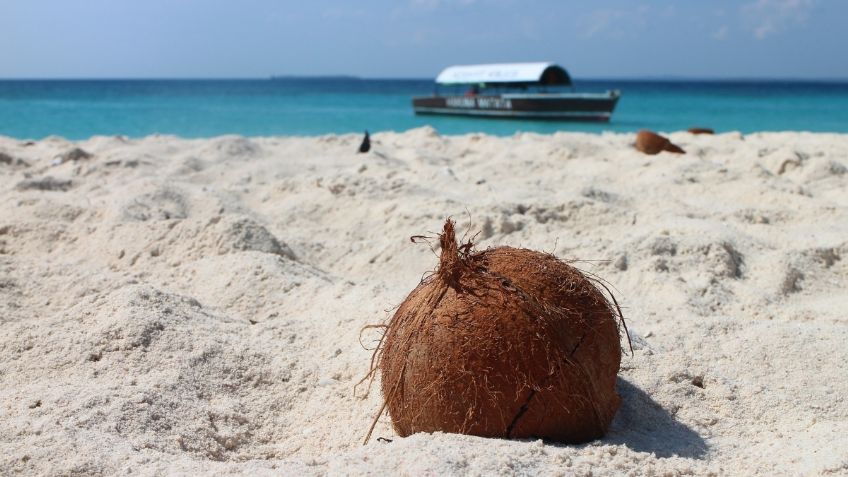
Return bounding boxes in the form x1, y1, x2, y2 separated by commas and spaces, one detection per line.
1, 78, 847, 139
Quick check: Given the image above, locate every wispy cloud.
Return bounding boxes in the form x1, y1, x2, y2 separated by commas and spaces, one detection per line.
742, 0, 815, 39
577, 6, 650, 39
712, 25, 729, 40
580, 9, 625, 38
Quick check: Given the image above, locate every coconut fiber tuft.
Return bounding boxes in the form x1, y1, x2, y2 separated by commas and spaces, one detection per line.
364, 219, 625, 444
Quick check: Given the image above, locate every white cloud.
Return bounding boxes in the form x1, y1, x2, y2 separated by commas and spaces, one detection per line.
742, 0, 815, 39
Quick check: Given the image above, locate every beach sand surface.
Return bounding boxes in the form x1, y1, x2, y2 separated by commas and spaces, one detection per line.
1, 129, 846, 476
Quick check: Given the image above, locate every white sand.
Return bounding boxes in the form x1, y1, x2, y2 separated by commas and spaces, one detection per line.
1, 129, 846, 476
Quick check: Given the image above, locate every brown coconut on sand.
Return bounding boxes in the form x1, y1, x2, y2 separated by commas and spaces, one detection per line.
362, 219, 627, 444
687, 127, 715, 135
635, 129, 685, 155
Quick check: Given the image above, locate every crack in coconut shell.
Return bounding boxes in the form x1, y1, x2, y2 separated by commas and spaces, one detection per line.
361, 219, 627, 444
505, 389, 537, 438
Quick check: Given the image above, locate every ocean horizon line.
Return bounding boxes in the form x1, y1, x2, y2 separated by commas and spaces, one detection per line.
2, 76, 848, 84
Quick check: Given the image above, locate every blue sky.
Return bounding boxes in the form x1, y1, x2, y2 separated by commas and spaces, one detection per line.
2, 0, 846, 79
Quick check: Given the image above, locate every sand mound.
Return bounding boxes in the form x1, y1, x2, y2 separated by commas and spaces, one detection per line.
1, 285, 296, 473
121, 186, 190, 221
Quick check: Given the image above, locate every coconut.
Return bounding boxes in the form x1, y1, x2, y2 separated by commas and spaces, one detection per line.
363, 220, 625, 443
635, 129, 685, 155
687, 127, 715, 135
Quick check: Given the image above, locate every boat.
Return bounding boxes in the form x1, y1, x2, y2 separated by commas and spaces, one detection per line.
412, 62, 619, 121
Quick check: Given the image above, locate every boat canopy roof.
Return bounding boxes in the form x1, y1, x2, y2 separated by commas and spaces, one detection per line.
434, 62, 572, 86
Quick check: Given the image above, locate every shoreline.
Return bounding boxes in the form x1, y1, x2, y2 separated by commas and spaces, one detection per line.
4, 127, 848, 143
1, 129, 846, 475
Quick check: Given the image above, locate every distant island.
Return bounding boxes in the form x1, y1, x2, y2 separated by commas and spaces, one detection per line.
269, 74, 361, 81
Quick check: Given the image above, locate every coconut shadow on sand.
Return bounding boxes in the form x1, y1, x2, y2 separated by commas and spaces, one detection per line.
543, 378, 707, 459
601, 378, 708, 459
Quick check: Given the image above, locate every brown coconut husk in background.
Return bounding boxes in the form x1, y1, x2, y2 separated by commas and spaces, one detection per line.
635, 129, 685, 155
361, 220, 626, 444
687, 127, 715, 135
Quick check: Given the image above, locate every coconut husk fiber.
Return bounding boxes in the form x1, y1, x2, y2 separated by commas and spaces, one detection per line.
363, 219, 625, 444
635, 129, 685, 155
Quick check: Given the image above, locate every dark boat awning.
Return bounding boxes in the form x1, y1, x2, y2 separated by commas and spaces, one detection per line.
434, 62, 571, 87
